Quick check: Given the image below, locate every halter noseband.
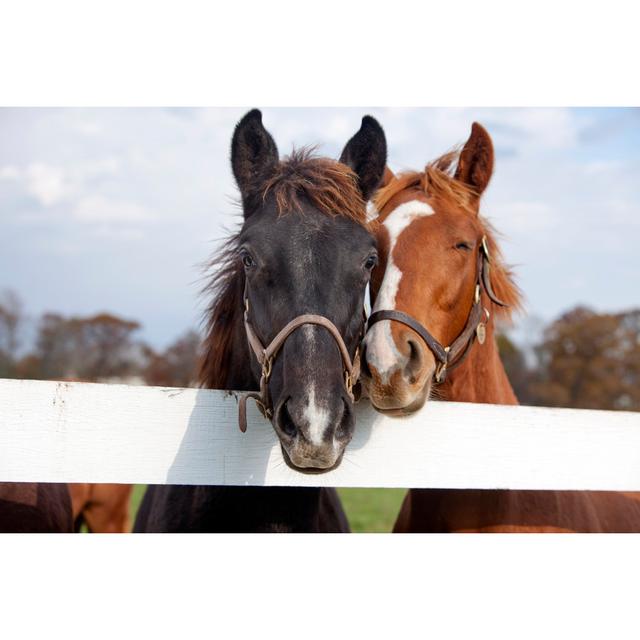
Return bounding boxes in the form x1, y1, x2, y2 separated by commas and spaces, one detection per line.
367, 236, 508, 383
238, 283, 362, 433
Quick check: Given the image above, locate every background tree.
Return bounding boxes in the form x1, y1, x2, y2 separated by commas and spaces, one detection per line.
33, 312, 142, 381
0, 289, 24, 377
6, 294, 638, 413
496, 332, 535, 404
142, 329, 200, 387
529, 306, 640, 410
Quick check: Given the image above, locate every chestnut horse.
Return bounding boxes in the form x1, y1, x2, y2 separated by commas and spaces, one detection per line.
362, 123, 640, 532
69, 484, 133, 532
134, 109, 387, 532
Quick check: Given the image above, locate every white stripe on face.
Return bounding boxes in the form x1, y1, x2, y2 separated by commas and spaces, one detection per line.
301, 325, 323, 446
365, 200, 435, 381
302, 384, 331, 446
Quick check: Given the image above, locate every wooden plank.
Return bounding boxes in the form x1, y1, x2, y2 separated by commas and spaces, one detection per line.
0, 378, 639, 489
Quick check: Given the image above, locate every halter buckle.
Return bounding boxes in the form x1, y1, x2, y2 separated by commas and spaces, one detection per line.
262, 356, 272, 381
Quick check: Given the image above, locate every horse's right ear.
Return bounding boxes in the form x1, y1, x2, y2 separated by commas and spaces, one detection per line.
339, 116, 387, 201
454, 122, 494, 199
231, 109, 279, 214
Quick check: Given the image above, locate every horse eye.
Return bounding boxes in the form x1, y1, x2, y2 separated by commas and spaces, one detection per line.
364, 254, 378, 270
455, 241, 472, 251
240, 250, 255, 268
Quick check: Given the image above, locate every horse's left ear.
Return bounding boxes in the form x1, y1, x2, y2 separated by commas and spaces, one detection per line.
455, 122, 494, 199
339, 116, 387, 201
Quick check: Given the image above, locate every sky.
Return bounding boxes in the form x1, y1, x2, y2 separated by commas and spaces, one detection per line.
1, 107, 639, 350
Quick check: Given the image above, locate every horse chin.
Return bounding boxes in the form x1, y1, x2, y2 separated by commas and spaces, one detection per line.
368, 380, 432, 417
279, 443, 345, 475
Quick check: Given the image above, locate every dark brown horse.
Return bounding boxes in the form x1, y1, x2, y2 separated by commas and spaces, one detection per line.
0, 483, 73, 533
135, 109, 387, 532
362, 123, 640, 532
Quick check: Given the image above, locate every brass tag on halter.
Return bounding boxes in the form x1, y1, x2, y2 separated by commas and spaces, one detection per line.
476, 322, 486, 345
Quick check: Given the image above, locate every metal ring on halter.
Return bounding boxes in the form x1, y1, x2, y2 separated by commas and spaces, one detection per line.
434, 346, 450, 383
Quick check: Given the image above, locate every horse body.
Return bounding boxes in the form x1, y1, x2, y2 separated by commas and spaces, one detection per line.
69, 483, 133, 533
135, 301, 350, 532
135, 109, 387, 532
135, 486, 348, 533
393, 319, 640, 533
364, 123, 640, 533
0, 483, 73, 533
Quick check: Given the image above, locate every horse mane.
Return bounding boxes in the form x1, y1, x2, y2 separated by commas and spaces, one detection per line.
198, 149, 370, 389
373, 149, 523, 321
262, 147, 367, 225
198, 235, 247, 390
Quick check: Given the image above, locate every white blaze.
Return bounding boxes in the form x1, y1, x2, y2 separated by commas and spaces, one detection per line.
365, 200, 435, 380
303, 385, 331, 446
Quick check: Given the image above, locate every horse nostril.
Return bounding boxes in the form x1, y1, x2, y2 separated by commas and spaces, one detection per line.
360, 343, 371, 378
276, 398, 297, 439
404, 338, 424, 384
335, 397, 354, 443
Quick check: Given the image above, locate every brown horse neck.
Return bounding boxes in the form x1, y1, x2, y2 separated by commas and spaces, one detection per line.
440, 321, 518, 406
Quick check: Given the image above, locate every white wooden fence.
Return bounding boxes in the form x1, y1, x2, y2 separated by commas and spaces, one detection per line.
1, 378, 639, 490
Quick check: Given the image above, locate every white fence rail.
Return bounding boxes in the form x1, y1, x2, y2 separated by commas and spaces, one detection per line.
1, 378, 639, 490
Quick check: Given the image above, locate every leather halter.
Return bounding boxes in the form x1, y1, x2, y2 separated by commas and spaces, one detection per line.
238, 283, 362, 433
367, 236, 508, 383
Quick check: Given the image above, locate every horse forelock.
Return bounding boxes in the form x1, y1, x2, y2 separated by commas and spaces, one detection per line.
262, 147, 369, 228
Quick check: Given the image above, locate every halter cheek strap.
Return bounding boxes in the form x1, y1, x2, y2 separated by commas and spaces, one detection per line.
238, 286, 362, 433
367, 235, 508, 383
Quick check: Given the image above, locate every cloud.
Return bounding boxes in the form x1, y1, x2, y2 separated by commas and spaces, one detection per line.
1, 107, 638, 349
578, 108, 640, 143
0, 165, 20, 180
73, 195, 154, 223
25, 163, 71, 206
583, 160, 623, 175
485, 108, 585, 151
74, 120, 103, 136
489, 201, 557, 234
1, 155, 123, 221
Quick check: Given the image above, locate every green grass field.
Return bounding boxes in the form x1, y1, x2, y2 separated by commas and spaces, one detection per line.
129, 485, 405, 533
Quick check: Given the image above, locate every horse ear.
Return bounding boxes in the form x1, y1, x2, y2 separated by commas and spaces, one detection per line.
455, 122, 494, 199
339, 116, 387, 201
231, 109, 279, 214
